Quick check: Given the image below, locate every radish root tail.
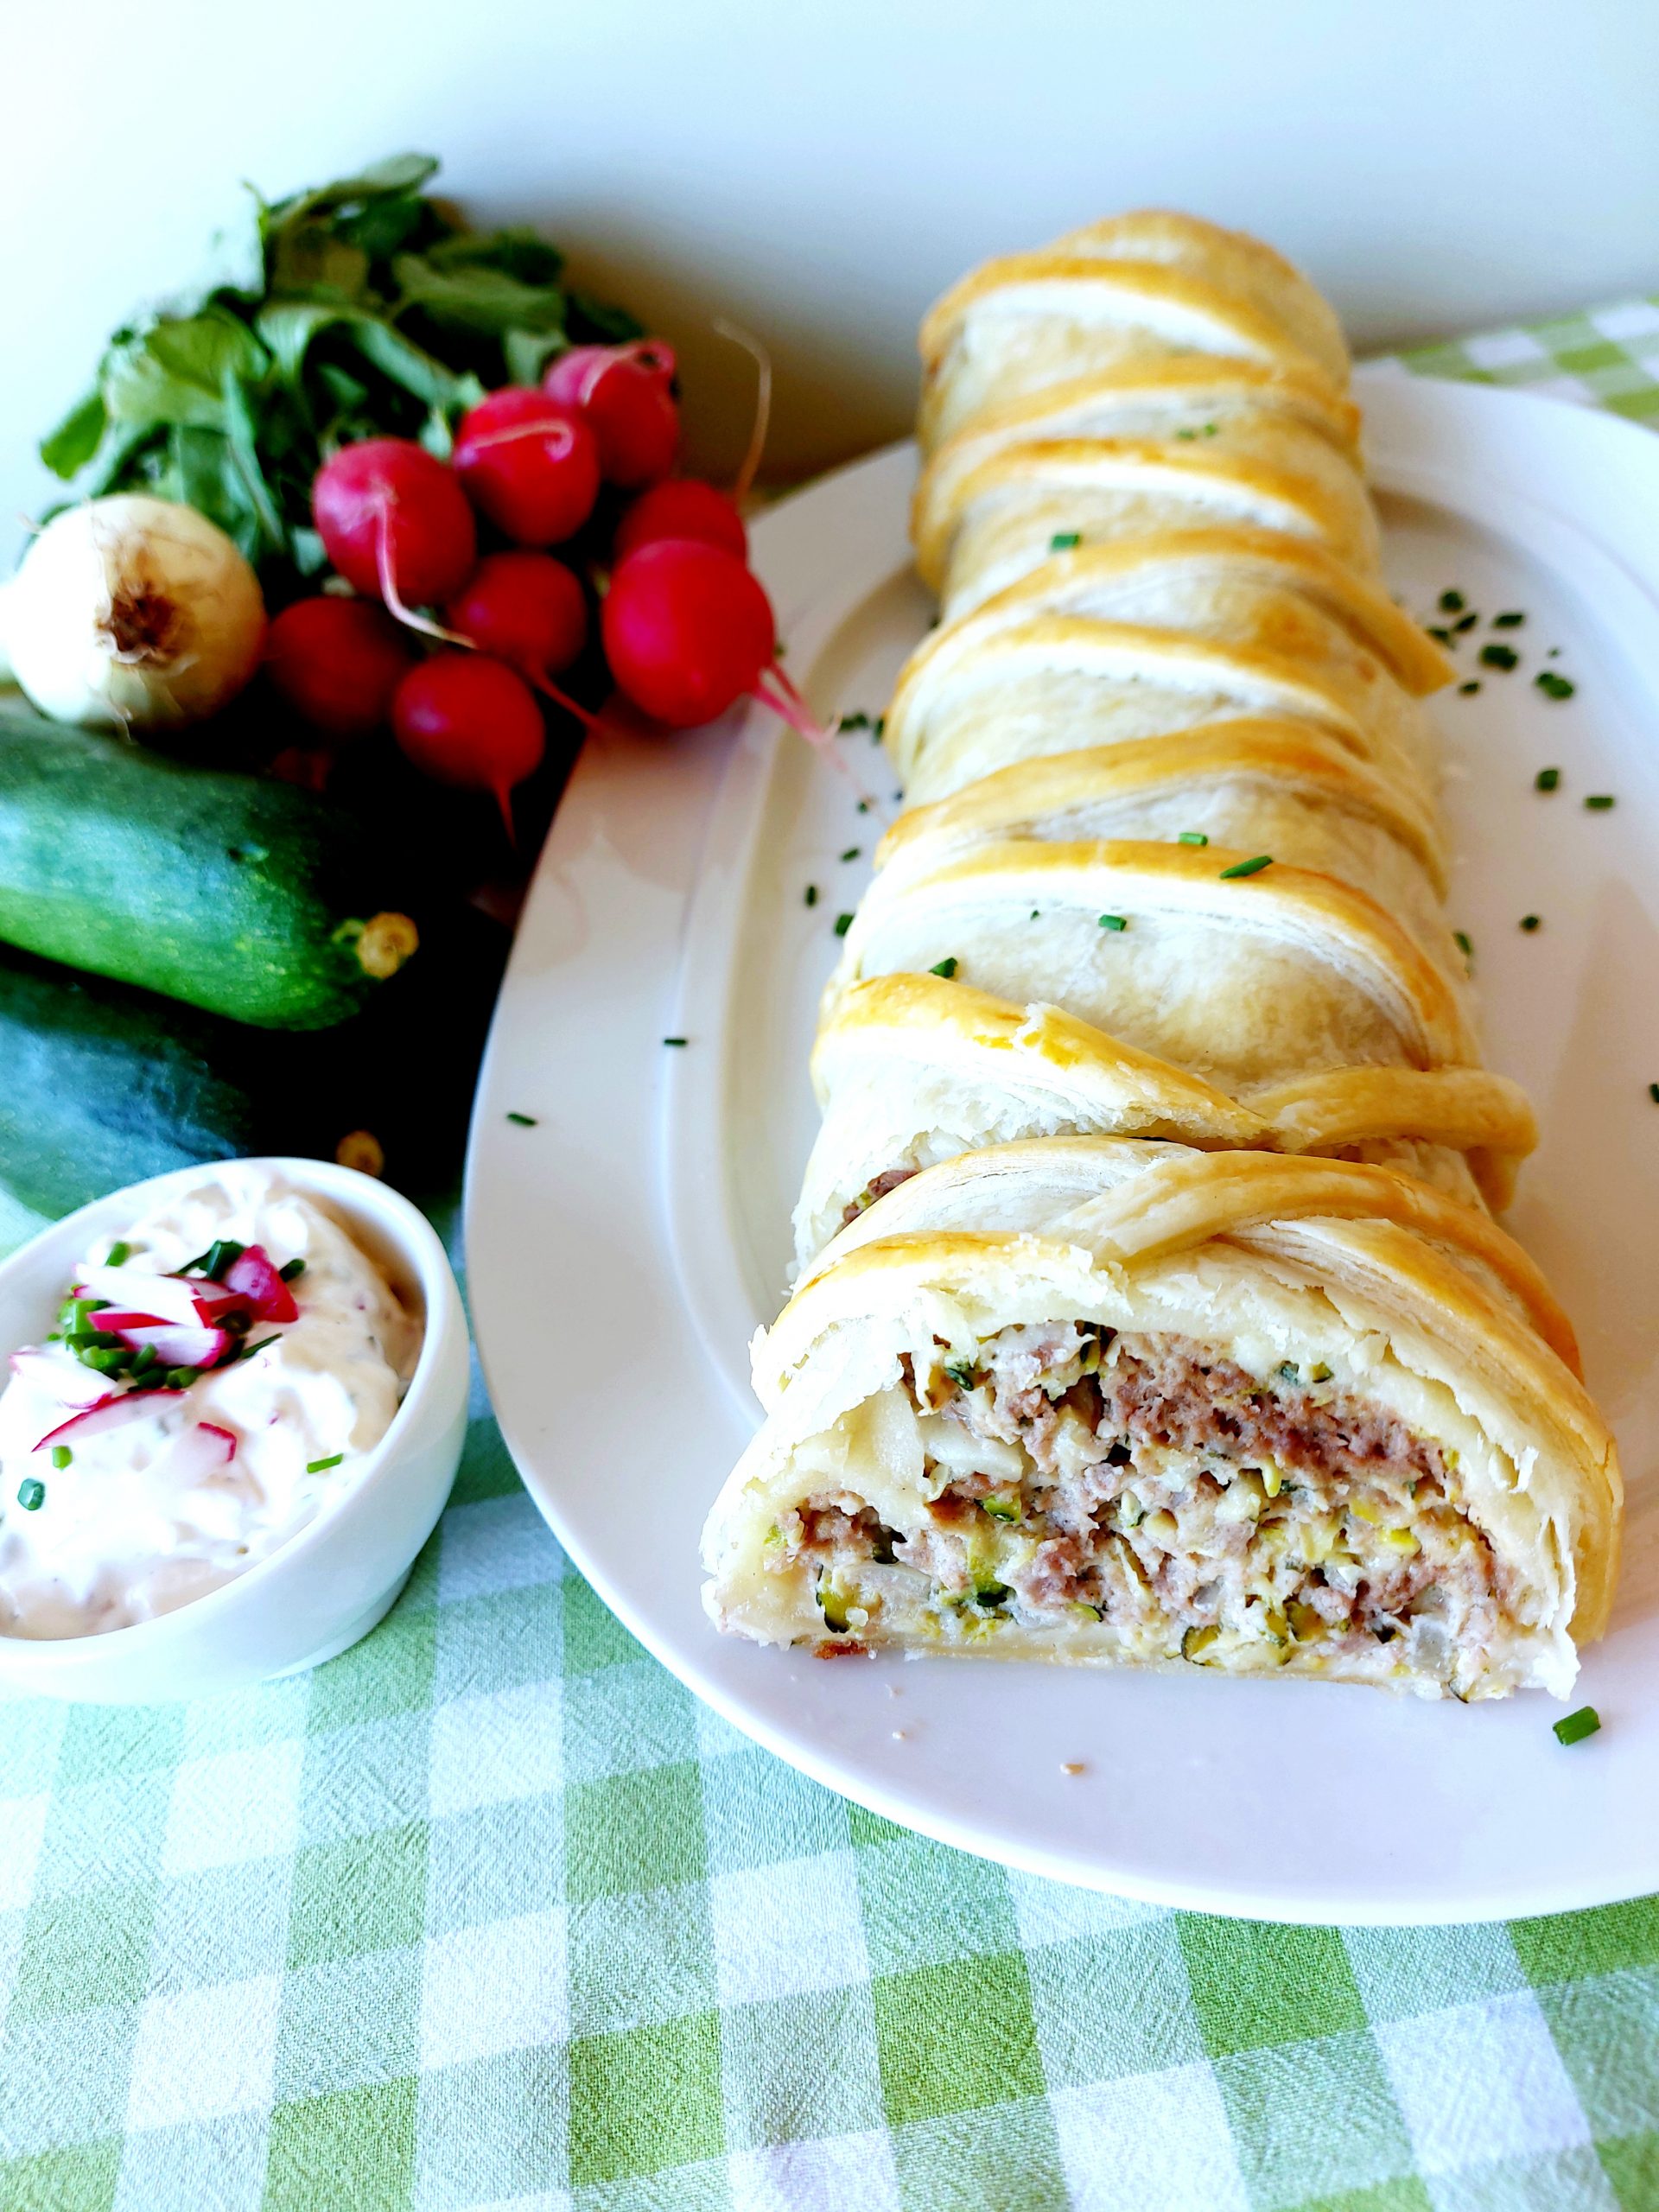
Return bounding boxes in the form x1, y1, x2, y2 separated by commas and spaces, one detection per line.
714, 318, 773, 504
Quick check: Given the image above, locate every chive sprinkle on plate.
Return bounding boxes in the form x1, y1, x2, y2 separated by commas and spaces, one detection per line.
505, 1111, 537, 1127
1521, 915, 1541, 932
1439, 589, 1465, 613
834, 913, 855, 938
1536, 671, 1575, 700
1586, 794, 1616, 810
1480, 643, 1519, 671
1178, 830, 1209, 846
1219, 854, 1274, 880
16, 1478, 45, 1511
804, 884, 817, 906
1096, 913, 1128, 932
840, 847, 861, 862
1049, 531, 1081, 552
1459, 681, 1481, 696
929, 957, 959, 978
1649, 1082, 1659, 1104
1535, 768, 1560, 792
307, 1454, 344, 1475
1492, 609, 1526, 628
1454, 931, 1473, 958
1553, 1706, 1601, 1746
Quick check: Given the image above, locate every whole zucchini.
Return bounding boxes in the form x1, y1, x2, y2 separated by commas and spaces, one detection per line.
0, 709, 416, 1028
0, 906, 507, 1219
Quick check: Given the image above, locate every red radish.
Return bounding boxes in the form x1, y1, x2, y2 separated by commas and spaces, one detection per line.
543, 341, 679, 487
109, 1322, 235, 1370
392, 653, 546, 836
156, 1422, 240, 1484
10, 1349, 110, 1410
312, 440, 476, 632
613, 479, 747, 563
35, 1390, 183, 1452
222, 1245, 299, 1324
200, 1424, 238, 1459
264, 597, 414, 740
601, 539, 778, 726
453, 390, 601, 545
73, 1268, 247, 1329
445, 552, 588, 681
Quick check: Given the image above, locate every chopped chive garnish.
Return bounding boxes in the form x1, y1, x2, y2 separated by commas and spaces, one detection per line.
1459, 681, 1481, 696
1586, 793, 1616, 810
1029, 909, 1040, 920
929, 957, 959, 977
279, 1258, 306, 1281
1096, 913, 1128, 932
16, 1478, 44, 1512
186, 1239, 245, 1281
307, 1454, 345, 1475
834, 913, 854, 937
856, 799, 870, 814
130, 1345, 158, 1377
1454, 931, 1473, 957
1452, 612, 1478, 634
1178, 830, 1209, 846
1439, 590, 1465, 613
1492, 610, 1525, 628
1219, 854, 1274, 879
874, 717, 886, 738
50, 1446, 72, 1471
1521, 914, 1541, 932
240, 1340, 280, 1362
837, 711, 869, 732
840, 847, 861, 862
1553, 1705, 1600, 1745
1535, 671, 1575, 700
804, 884, 818, 906
105, 1241, 130, 1268
505, 1111, 537, 1127
1535, 767, 1560, 791
1049, 531, 1081, 551
662, 1036, 688, 1046
1649, 1083, 1659, 1103
1480, 643, 1519, 671
1427, 626, 1453, 645
164, 1366, 200, 1389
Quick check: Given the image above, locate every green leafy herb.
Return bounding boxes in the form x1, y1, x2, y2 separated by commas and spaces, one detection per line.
929, 957, 959, 977
1459, 681, 1481, 696
1480, 644, 1519, 671
50, 1446, 73, 1471
1521, 914, 1541, 932
1438, 590, 1465, 613
164, 1366, 200, 1389
662, 1036, 688, 1047
1452, 612, 1478, 634
279, 1258, 307, 1281
307, 1454, 345, 1474
505, 1111, 537, 1127
1219, 855, 1274, 879
37, 155, 642, 583
1049, 531, 1081, 551
1427, 626, 1453, 645
1536, 671, 1575, 700
804, 884, 818, 906
1096, 913, 1128, 932
1454, 931, 1473, 958
1492, 610, 1525, 628
130, 1345, 159, 1377
16, 1479, 45, 1512
1178, 830, 1209, 846
240, 1338, 281, 1360
834, 913, 855, 938
1586, 794, 1616, 810
840, 847, 861, 862
1553, 1705, 1600, 1746
1535, 768, 1560, 791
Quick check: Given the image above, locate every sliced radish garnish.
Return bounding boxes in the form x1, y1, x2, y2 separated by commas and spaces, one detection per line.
35, 1390, 181, 1452
73, 1268, 251, 1330
110, 1322, 235, 1370
156, 1422, 241, 1484
222, 1246, 299, 1324
10, 1348, 110, 1409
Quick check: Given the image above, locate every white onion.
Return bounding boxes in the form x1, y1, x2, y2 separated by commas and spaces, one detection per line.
1, 495, 266, 731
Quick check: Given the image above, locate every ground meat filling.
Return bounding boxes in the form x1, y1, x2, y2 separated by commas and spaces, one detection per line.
839, 1164, 920, 1230
772, 1324, 1508, 1682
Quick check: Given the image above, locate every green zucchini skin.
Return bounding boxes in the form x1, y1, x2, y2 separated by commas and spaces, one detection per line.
0, 906, 507, 1221
0, 944, 263, 1217
0, 710, 407, 1028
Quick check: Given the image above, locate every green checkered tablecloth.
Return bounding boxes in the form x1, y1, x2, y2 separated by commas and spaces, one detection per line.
4, 296, 1659, 2212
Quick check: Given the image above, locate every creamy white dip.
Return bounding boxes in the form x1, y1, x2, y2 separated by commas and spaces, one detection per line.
0, 1166, 420, 1639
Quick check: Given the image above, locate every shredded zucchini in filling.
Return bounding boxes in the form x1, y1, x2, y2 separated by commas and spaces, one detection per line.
767, 1322, 1513, 1692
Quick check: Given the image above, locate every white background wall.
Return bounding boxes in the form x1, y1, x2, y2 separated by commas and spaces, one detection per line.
4, 0, 1657, 562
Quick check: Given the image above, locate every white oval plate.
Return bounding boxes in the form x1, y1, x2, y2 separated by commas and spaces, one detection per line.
467, 368, 1659, 1924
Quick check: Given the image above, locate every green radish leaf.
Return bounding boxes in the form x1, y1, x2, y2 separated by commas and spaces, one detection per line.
39, 390, 108, 479
103, 311, 269, 431
390, 253, 571, 336
503, 327, 570, 385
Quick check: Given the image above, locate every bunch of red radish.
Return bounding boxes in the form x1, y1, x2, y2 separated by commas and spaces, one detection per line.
264, 339, 818, 832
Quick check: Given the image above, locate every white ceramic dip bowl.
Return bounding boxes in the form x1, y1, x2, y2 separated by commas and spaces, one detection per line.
0, 1158, 467, 1703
